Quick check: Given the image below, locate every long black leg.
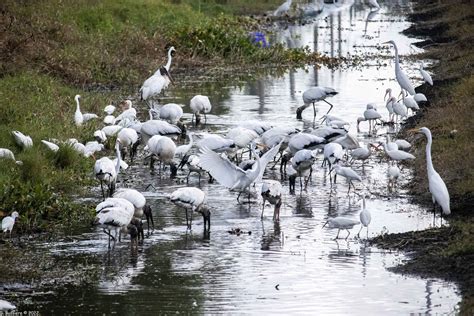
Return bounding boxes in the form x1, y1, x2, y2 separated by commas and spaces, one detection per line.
323, 99, 334, 114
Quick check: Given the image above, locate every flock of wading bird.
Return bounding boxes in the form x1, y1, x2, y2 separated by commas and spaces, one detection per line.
1, 40, 450, 248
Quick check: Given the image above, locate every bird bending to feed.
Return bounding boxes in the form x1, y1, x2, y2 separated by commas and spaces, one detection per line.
145, 135, 177, 177
74, 95, 98, 126
332, 164, 362, 194
297, 86, 338, 120
419, 63, 433, 86
11, 131, 33, 150
261, 180, 283, 221
190, 95, 212, 125
159, 103, 184, 124
170, 187, 210, 230
274, 0, 292, 16
323, 217, 360, 239
2, 211, 19, 238
413, 127, 450, 223
95, 197, 135, 248
94, 139, 122, 199
199, 142, 282, 203
383, 41, 416, 96
0, 148, 22, 165
358, 196, 371, 238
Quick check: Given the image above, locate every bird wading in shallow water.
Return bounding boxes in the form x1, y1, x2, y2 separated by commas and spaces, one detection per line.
297, 87, 338, 120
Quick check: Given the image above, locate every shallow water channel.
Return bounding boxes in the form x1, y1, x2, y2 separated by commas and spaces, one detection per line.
24, 0, 461, 314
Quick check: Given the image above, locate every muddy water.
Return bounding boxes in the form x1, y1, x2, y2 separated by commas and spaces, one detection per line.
26, 0, 461, 314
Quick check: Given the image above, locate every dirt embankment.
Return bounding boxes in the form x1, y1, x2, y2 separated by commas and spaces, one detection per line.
371, 0, 474, 314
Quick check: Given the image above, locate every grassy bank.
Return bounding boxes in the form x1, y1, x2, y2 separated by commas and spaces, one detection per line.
372, 0, 474, 313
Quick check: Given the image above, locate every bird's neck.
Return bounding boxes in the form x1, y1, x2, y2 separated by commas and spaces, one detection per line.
425, 132, 435, 173
115, 142, 121, 174
75, 98, 81, 112
165, 50, 172, 72
393, 44, 400, 70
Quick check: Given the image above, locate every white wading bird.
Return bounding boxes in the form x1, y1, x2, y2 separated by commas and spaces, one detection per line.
140, 47, 175, 104
0, 148, 22, 165
384, 88, 396, 122
419, 63, 433, 86
190, 95, 212, 125
159, 103, 184, 124
414, 127, 450, 223
145, 135, 177, 177
94, 139, 122, 199
274, 0, 292, 16
261, 180, 283, 221
383, 41, 416, 96
332, 164, 362, 194
323, 216, 360, 239
170, 187, 210, 230
366, 0, 380, 10
0, 299, 16, 311
41, 140, 59, 153
297, 87, 338, 119
199, 142, 281, 203
74, 95, 98, 126
358, 196, 372, 238
2, 211, 19, 238
11, 131, 32, 149
95, 197, 135, 248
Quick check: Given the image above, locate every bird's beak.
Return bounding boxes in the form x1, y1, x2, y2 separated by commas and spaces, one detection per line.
163, 68, 174, 85
381, 41, 390, 45
384, 90, 389, 101
322, 221, 328, 228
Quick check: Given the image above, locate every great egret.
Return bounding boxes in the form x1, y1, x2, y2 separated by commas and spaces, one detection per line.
11, 131, 33, 150
323, 217, 360, 239
274, 0, 292, 16
261, 180, 283, 221
159, 103, 184, 124
199, 142, 281, 202
95, 197, 135, 248
0, 148, 22, 165
190, 95, 212, 125
170, 187, 210, 230
383, 41, 416, 96
74, 95, 98, 126
297, 87, 338, 119
415, 127, 451, 220
419, 63, 433, 86
2, 211, 19, 238
358, 196, 372, 238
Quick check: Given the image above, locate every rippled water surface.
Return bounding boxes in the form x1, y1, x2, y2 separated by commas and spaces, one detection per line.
31, 0, 460, 314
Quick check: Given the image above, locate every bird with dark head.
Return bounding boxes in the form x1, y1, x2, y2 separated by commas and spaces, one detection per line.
129, 217, 144, 241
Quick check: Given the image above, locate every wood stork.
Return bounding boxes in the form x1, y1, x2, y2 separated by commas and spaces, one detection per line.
102, 125, 122, 137
227, 127, 259, 160
261, 180, 283, 221
95, 197, 135, 248
323, 142, 344, 169
2, 211, 19, 238
199, 142, 281, 202
117, 128, 139, 162
145, 135, 177, 177
0, 148, 22, 165
240, 121, 273, 135
71, 140, 104, 158
358, 196, 372, 238
140, 66, 174, 106
297, 86, 338, 119
383, 41, 416, 96
419, 63, 433, 86
288, 133, 326, 154
103, 115, 115, 125
74, 95, 98, 126
11, 131, 33, 150
323, 216, 360, 239
140, 119, 182, 144
159, 103, 184, 124
176, 132, 195, 168
290, 149, 317, 192
415, 127, 451, 222
94, 130, 107, 143
196, 134, 235, 153
113, 188, 146, 218
414, 93, 428, 103
94, 139, 122, 199
183, 154, 205, 183
190, 95, 212, 125
170, 187, 210, 230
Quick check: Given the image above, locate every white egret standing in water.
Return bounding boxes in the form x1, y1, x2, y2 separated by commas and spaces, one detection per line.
323, 217, 360, 239
383, 41, 416, 96
358, 196, 371, 238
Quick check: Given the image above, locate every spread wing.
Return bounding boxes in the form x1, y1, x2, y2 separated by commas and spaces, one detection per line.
255, 142, 282, 183
198, 147, 246, 189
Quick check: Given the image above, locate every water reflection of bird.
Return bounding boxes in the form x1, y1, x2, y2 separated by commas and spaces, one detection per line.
413, 127, 451, 223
